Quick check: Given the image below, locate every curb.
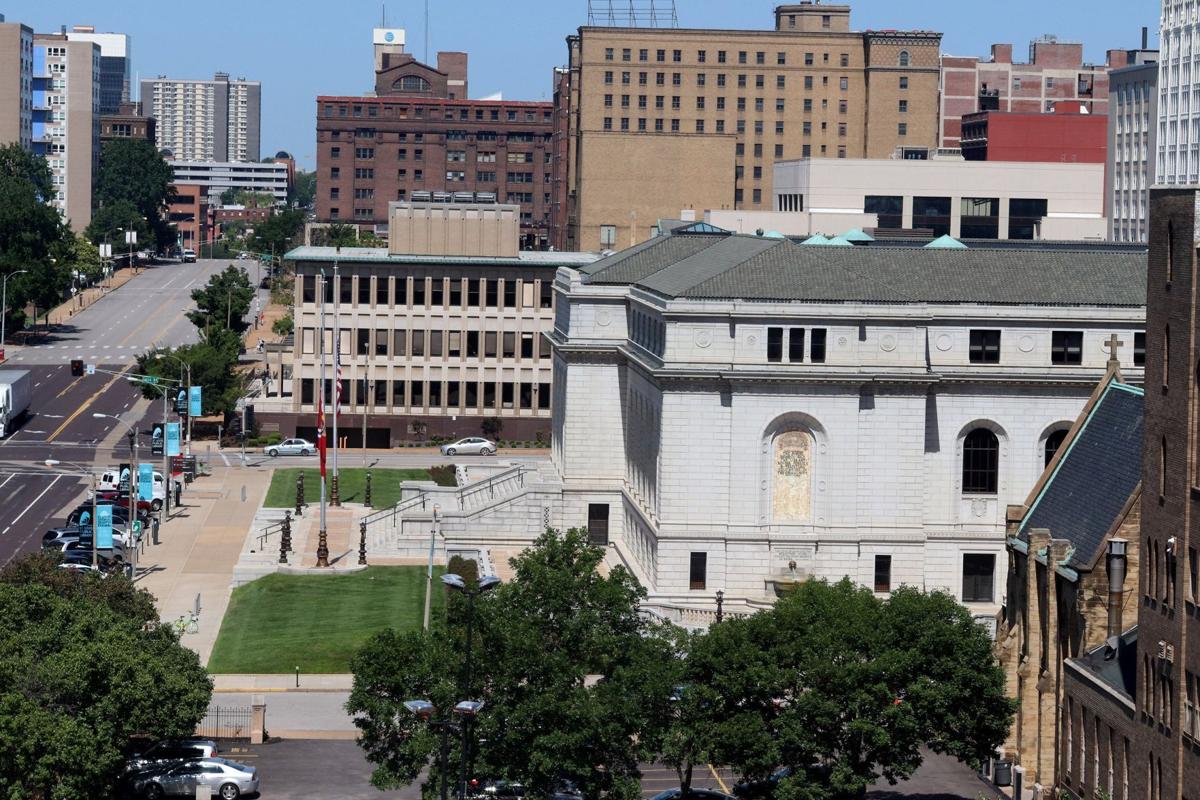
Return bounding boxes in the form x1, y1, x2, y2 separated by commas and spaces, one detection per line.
212, 687, 352, 693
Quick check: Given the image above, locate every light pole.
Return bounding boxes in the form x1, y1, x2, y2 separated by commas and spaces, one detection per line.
404, 700, 484, 800
99, 241, 112, 290
423, 505, 441, 631
160, 352, 193, 455
442, 573, 501, 800
139, 379, 177, 517
95, 412, 139, 578
316, 269, 329, 568
125, 228, 138, 275
362, 378, 373, 466
1, 269, 29, 351
45, 459, 98, 570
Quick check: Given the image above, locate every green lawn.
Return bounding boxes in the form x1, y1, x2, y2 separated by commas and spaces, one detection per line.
207, 566, 444, 673
263, 467, 431, 509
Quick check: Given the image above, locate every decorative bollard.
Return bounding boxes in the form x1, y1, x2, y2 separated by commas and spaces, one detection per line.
364, 471, 372, 507
279, 510, 292, 563
358, 521, 367, 566
295, 474, 304, 516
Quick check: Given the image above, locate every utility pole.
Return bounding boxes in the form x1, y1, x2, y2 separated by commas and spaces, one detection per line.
331, 259, 341, 506
423, 506, 440, 630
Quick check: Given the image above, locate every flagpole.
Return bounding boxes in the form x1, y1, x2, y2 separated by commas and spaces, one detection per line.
331, 257, 341, 507
316, 268, 329, 568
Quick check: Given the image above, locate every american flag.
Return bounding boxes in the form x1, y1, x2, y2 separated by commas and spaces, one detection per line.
334, 345, 343, 416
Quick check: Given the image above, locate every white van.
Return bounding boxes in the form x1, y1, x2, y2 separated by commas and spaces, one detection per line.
97, 469, 166, 510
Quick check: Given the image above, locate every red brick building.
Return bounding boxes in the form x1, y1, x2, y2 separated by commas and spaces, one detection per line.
940, 37, 1130, 148
315, 51, 554, 250
100, 101, 156, 146
960, 105, 1107, 163
167, 184, 211, 251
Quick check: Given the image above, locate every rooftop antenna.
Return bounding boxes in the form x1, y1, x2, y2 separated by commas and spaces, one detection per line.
587, 0, 679, 28
425, 0, 430, 62
381, 2, 386, 26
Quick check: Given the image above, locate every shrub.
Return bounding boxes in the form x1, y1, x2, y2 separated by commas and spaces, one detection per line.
429, 464, 457, 487
445, 554, 479, 588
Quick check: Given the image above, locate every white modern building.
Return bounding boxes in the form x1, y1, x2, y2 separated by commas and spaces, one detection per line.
169, 159, 288, 205
141, 72, 261, 162
63, 26, 130, 115
705, 155, 1107, 241
1107, 52, 1159, 242
32, 33, 100, 232
1156, 0, 1200, 185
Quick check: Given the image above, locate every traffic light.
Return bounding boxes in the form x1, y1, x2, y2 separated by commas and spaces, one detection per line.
70, 359, 83, 377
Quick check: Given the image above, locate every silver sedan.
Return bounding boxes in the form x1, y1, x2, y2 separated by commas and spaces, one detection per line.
440, 437, 496, 456
139, 758, 259, 799
266, 438, 314, 457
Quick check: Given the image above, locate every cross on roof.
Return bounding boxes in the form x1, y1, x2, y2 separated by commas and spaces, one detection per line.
1104, 333, 1124, 367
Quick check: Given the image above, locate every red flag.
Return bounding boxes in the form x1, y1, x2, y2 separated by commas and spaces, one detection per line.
317, 393, 327, 478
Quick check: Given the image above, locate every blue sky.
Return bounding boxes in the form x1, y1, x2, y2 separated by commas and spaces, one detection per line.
5, 0, 1156, 169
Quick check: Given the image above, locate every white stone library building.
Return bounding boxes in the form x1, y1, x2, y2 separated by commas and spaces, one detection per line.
540, 227, 1147, 622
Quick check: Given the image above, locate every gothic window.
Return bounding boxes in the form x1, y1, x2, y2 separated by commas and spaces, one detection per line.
898, 50, 910, 67
1045, 429, 1069, 467
962, 427, 999, 494
772, 429, 813, 521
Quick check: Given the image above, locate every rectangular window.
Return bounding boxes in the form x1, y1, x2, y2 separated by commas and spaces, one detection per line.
767, 327, 783, 362
810, 329, 827, 363
339, 277, 353, 304
483, 382, 496, 408
429, 330, 443, 358
430, 279, 444, 306
962, 554, 996, 603
411, 330, 425, 357
503, 332, 517, 358
502, 382, 514, 409
1052, 331, 1084, 365
484, 331, 498, 358
357, 277, 371, 305
900, 76, 909, 89
689, 552, 707, 590
411, 381, 424, 407
788, 329, 805, 363
468, 280, 481, 307
466, 382, 479, 407
519, 383, 533, 410
874, 555, 892, 593
520, 332, 535, 359
486, 279, 499, 307
375, 329, 388, 357
449, 280, 462, 307
412, 278, 426, 307
428, 381, 442, 408
1134, 332, 1146, 366
391, 380, 406, 407
466, 330, 480, 358
376, 276, 390, 306
393, 329, 407, 357
969, 330, 1001, 364
503, 281, 517, 308
302, 275, 316, 303
447, 381, 460, 408
539, 382, 552, 410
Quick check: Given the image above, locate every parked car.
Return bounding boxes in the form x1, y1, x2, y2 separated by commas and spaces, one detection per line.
237, 252, 249, 260
124, 739, 219, 774
732, 768, 793, 799
439, 437, 496, 456
60, 549, 123, 572
473, 780, 526, 800
132, 758, 257, 800
97, 469, 166, 510
265, 438, 314, 457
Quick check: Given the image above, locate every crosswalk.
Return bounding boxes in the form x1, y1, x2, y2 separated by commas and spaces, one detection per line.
5, 345, 150, 363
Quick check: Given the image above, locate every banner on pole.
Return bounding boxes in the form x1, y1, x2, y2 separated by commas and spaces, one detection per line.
96, 505, 113, 550
138, 463, 154, 501
166, 423, 181, 457
176, 389, 187, 415
151, 424, 164, 455
189, 386, 202, 417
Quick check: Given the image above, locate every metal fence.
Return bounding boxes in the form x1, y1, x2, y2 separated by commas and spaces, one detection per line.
195, 705, 252, 740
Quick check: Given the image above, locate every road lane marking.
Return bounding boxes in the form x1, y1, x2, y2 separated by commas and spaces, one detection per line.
55, 376, 83, 399
45, 364, 133, 442
708, 766, 730, 795
1, 475, 59, 535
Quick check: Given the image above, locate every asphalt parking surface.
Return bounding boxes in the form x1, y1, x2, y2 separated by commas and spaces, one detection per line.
219, 741, 996, 800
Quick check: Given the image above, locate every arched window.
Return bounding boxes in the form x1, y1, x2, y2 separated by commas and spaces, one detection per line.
962, 427, 999, 494
898, 50, 910, 67
1045, 429, 1069, 467
394, 75, 432, 93
772, 429, 814, 521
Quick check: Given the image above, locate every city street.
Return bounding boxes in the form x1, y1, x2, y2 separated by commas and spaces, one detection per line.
0, 259, 237, 565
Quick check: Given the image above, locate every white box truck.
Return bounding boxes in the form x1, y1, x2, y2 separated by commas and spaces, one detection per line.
0, 369, 31, 438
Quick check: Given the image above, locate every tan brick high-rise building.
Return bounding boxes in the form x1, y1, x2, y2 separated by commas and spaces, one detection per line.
554, 2, 941, 251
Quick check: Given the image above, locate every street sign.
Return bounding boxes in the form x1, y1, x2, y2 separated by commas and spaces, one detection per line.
151, 424, 164, 455
143, 375, 159, 385
189, 386, 202, 417
138, 463, 154, 501
166, 423, 181, 457
96, 505, 113, 550
86, 363, 95, 375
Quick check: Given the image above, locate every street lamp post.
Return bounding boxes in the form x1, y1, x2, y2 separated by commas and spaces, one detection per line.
95, 413, 139, 578
45, 459, 98, 570
1, 269, 29, 351
160, 352, 193, 456
404, 700, 484, 800
441, 573, 501, 800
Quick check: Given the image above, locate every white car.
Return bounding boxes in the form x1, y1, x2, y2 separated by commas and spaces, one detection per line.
440, 437, 496, 456
266, 438, 314, 457
97, 469, 166, 511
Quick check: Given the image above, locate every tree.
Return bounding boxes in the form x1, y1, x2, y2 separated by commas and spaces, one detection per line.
85, 199, 152, 248
271, 314, 293, 336
481, 417, 503, 441
0, 554, 212, 799
349, 529, 662, 800
0, 144, 70, 330
92, 139, 175, 250
136, 331, 246, 417
704, 580, 1014, 800
325, 223, 359, 248
186, 265, 254, 335
250, 208, 304, 259
290, 170, 317, 209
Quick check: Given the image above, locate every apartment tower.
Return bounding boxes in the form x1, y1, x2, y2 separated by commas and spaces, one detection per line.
141, 72, 261, 162
0, 18, 34, 150
63, 26, 130, 115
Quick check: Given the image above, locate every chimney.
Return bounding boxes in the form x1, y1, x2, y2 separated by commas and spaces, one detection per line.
1142, 26, 1149, 51
1107, 538, 1128, 639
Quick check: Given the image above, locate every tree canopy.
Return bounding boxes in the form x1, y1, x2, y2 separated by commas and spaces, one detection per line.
92, 138, 176, 250
0, 554, 212, 799
290, 170, 317, 209
250, 208, 305, 259
350, 535, 1014, 800
85, 198, 153, 248
186, 264, 255, 335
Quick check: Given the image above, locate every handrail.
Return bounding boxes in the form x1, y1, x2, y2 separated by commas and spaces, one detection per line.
255, 517, 287, 549
359, 464, 532, 531
362, 491, 429, 528
457, 465, 528, 505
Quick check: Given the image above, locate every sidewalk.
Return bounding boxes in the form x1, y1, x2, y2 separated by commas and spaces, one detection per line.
137, 457, 272, 667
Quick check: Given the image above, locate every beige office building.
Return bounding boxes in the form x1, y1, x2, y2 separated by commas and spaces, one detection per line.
706, 154, 1107, 241
556, 2, 941, 251
33, 34, 100, 232
0, 19, 34, 150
